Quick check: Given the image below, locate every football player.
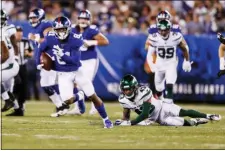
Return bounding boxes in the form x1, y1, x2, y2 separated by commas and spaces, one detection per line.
146, 19, 191, 104
217, 33, 225, 78
145, 10, 181, 99
36, 16, 113, 128
28, 8, 65, 114
115, 75, 221, 126
1, 9, 19, 112
67, 10, 109, 115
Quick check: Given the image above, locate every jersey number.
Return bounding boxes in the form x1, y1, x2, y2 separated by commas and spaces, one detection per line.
158, 47, 174, 59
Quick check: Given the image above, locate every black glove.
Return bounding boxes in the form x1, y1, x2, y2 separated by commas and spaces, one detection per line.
217, 70, 225, 78
217, 33, 225, 44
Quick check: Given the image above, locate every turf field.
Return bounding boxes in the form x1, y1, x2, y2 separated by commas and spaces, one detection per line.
1, 101, 225, 149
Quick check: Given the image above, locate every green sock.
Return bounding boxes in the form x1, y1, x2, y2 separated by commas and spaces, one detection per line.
183, 119, 195, 126
165, 84, 173, 99
179, 109, 207, 118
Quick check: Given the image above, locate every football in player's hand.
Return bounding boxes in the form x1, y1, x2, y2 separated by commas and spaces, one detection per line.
40, 52, 52, 71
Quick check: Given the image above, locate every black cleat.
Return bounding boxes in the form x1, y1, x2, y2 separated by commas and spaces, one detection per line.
6, 109, 24, 116
1, 100, 14, 112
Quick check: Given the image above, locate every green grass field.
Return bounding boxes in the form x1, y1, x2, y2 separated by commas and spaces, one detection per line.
1, 101, 225, 149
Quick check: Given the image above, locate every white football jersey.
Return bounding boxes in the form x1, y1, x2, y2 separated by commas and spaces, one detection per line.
1, 24, 17, 64
118, 85, 163, 121
148, 31, 183, 67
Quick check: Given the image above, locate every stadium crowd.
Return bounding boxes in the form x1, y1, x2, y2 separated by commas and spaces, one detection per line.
2, 0, 225, 35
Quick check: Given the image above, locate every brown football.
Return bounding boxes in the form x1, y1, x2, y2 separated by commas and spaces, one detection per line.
1, 41, 9, 64
40, 52, 53, 71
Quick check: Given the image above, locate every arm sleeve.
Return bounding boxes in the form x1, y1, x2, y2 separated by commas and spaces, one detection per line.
61, 49, 81, 64
146, 46, 156, 66
35, 39, 48, 65
131, 101, 154, 125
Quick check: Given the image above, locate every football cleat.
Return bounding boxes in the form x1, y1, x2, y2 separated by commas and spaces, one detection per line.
208, 114, 221, 121
190, 118, 208, 126
6, 109, 24, 116
51, 103, 69, 117
1, 100, 14, 112
104, 119, 113, 129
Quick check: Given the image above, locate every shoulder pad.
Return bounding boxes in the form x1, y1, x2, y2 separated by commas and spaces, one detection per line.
71, 24, 76, 28
150, 24, 157, 28
118, 94, 126, 102
89, 24, 97, 29
47, 31, 55, 36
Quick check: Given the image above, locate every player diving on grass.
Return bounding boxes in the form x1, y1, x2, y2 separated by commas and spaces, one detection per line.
67, 9, 109, 115
146, 18, 191, 104
115, 74, 221, 127
36, 16, 113, 128
217, 33, 225, 78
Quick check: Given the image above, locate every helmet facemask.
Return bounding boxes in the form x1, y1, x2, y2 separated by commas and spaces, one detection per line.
157, 20, 171, 40
29, 16, 40, 27
78, 18, 90, 28
77, 10, 91, 28
54, 27, 70, 40
120, 75, 138, 99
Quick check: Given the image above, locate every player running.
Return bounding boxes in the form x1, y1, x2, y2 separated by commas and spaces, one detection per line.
28, 8, 69, 114
67, 9, 109, 115
217, 33, 225, 78
115, 74, 221, 126
145, 10, 181, 99
36, 16, 113, 128
1, 9, 19, 112
146, 19, 191, 104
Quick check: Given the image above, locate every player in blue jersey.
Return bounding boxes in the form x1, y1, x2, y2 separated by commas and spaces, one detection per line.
67, 10, 109, 115
36, 16, 113, 128
145, 10, 189, 103
28, 8, 65, 115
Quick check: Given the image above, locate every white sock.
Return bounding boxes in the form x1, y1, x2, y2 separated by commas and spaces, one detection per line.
2, 91, 9, 100
103, 117, 109, 122
14, 99, 19, 109
91, 102, 96, 110
206, 114, 211, 119
49, 93, 63, 108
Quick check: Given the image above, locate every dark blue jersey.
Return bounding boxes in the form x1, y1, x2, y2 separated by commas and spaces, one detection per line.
36, 31, 83, 72
72, 24, 99, 60
148, 24, 181, 34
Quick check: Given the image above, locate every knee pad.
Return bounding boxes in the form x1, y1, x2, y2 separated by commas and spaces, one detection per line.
42, 86, 55, 96
165, 84, 173, 99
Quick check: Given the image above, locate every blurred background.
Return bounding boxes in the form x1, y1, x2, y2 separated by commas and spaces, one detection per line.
2, 0, 225, 103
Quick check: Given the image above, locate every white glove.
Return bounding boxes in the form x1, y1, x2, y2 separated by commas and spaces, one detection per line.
182, 59, 192, 72
115, 119, 131, 126
37, 64, 44, 70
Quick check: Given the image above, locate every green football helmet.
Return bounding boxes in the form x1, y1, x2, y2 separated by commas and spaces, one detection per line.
157, 19, 171, 39
120, 74, 138, 98
1, 9, 8, 27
